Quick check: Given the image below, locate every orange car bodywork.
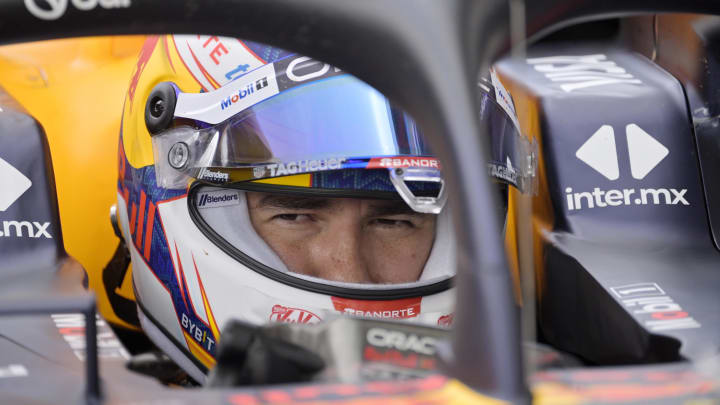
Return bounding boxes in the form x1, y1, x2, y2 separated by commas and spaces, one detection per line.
0, 36, 144, 329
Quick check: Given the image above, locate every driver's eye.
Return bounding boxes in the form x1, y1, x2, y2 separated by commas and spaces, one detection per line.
371, 218, 414, 228
274, 213, 312, 222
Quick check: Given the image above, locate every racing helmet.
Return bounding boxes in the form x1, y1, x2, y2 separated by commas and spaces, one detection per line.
117, 35, 534, 382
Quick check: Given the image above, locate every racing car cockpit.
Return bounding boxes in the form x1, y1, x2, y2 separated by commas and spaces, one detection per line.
1, 0, 720, 404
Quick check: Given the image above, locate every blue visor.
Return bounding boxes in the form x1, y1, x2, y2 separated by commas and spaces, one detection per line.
169, 73, 432, 166
228, 75, 430, 161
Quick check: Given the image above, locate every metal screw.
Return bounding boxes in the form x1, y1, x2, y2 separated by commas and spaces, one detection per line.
168, 142, 189, 169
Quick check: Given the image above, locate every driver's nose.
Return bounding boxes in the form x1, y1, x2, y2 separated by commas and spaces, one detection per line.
305, 216, 372, 283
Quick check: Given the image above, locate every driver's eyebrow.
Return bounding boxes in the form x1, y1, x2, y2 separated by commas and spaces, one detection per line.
367, 201, 421, 217
257, 194, 331, 210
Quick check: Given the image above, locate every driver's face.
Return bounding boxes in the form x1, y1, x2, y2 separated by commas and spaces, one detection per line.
247, 192, 437, 283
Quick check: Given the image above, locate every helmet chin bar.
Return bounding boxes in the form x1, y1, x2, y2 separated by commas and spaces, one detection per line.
389, 167, 447, 214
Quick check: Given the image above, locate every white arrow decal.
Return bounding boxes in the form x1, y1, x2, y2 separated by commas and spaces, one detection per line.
575, 125, 619, 180
626, 124, 669, 180
0, 158, 32, 212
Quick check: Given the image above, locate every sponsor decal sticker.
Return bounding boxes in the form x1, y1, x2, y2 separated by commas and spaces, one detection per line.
0, 364, 28, 378
437, 313, 454, 327
362, 327, 441, 373
331, 297, 421, 319
51, 314, 130, 360
363, 350, 437, 373
275, 55, 344, 87
211, 63, 277, 115
490, 68, 520, 130
220, 77, 270, 110
198, 168, 230, 183
565, 187, 688, 211
0, 220, 52, 239
0, 158, 53, 239
25, 0, 131, 21
252, 166, 267, 178
610, 282, 701, 331
367, 157, 441, 170
0, 158, 32, 212
196, 190, 240, 209
366, 327, 437, 356
262, 158, 345, 178
269, 304, 322, 324
527, 54, 643, 92
181, 312, 216, 353
567, 124, 688, 211
363, 346, 437, 372
173, 62, 280, 125
488, 162, 518, 186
